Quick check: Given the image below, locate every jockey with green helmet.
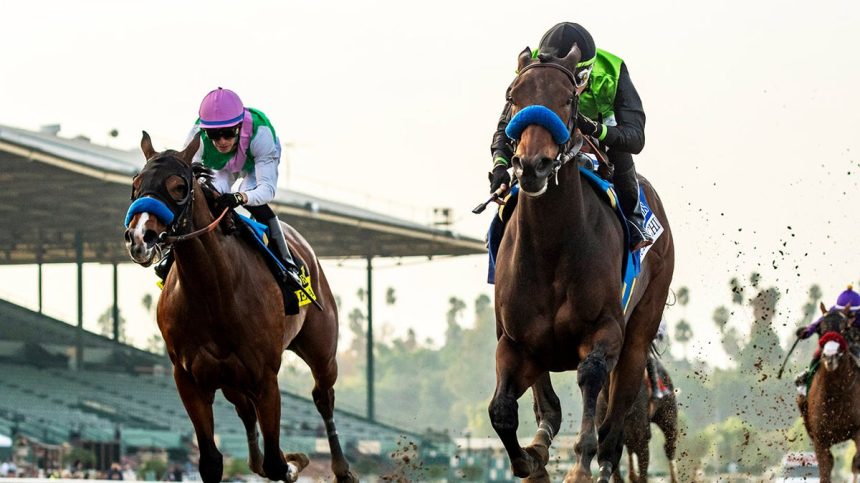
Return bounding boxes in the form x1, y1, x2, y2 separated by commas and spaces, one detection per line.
155, 88, 303, 303
490, 22, 652, 250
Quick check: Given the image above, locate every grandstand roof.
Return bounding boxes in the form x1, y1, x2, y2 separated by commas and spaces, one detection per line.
0, 124, 485, 264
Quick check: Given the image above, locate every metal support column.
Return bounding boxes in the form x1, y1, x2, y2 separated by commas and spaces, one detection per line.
112, 262, 119, 342
366, 256, 374, 421
75, 231, 84, 370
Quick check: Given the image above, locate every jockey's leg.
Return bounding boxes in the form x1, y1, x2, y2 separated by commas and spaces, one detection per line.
611, 151, 652, 251
154, 249, 173, 282
245, 205, 302, 287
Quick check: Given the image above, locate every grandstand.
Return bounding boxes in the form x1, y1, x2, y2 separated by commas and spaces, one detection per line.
0, 123, 484, 476
0, 281, 426, 469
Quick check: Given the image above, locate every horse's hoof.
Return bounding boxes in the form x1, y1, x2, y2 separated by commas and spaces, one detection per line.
523, 465, 551, 483
284, 452, 310, 471
525, 444, 550, 466
562, 469, 594, 483
335, 469, 360, 483
510, 448, 540, 478
596, 462, 613, 483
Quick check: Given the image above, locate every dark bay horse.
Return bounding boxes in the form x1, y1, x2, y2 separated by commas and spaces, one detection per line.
597, 366, 678, 482
798, 304, 860, 483
124, 133, 357, 483
489, 45, 675, 483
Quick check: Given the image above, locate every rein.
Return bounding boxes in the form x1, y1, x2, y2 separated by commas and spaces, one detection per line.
159, 207, 230, 244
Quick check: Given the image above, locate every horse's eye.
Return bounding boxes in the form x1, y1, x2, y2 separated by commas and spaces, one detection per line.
165, 176, 188, 202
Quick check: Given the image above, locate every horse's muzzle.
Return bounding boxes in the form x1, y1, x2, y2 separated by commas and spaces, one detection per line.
513, 155, 554, 197
124, 224, 161, 266
823, 354, 841, 372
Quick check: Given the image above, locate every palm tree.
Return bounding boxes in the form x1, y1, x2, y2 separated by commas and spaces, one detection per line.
675, 319, 693, 360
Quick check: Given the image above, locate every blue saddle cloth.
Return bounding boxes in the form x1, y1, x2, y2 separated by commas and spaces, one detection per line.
487, 166, 652, 313
236, 214, 318, 308
237, 214, 288, 273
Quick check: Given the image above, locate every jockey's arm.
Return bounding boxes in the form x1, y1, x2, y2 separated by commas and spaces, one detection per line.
600, 63, 646, 155
242, 126, 280, 206
490, 87, 515, 166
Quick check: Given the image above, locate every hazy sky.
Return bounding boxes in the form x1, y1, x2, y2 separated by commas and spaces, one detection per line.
1, 0, 859, 364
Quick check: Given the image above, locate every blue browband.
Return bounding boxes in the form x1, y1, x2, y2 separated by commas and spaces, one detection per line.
505, 105, 571, 145
124, 197, 176, 227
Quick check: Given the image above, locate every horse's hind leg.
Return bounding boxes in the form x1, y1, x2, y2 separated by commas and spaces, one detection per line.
292, 331, 357, 482
489, 336, 545, 479
222, 387, 264, 477
309, 360, 358, 482
257, 374, 306, 482
174, 368, 222, 483
653, 396, 679, 482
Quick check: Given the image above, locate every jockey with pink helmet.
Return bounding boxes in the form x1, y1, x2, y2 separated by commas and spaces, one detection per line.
155, 88, 303, 309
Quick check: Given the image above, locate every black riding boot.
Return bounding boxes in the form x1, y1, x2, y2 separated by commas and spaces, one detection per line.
613, 164, 653, 251
154, 249, 174, 284
267, 217, 303, 315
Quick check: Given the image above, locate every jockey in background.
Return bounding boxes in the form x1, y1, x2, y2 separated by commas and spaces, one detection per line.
794, 284, 860, 391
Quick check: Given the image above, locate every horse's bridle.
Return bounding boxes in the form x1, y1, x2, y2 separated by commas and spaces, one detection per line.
131, 155, 228, 247
509, 60, 587, 179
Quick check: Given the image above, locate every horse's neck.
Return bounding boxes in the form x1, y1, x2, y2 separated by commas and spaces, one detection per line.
514, 164, 590, 249
172, 196, 235, 296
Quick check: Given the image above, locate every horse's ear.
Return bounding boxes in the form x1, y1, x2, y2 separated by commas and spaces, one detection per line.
559, 42, 582, 73
517, 46, 536, 72
844, 303, 853, 315
141, 131, 157, 160
180, 132, 201, 166
820, 302, 828, 314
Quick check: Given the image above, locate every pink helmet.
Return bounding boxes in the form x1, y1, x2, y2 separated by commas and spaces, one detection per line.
198, 87, 245, 128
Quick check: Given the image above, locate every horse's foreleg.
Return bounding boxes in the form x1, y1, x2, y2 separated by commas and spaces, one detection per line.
222, 387, 264, 477
852, 434, 860, 481
813, 441, 834, 483
256, 375, 303, 482
566, 345, 612, 483
174, 368, 222, 483
529, 373, 561, 457
489, 336, 545, 479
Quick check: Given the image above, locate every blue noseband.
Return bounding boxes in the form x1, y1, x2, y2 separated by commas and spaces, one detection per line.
505, 105, 571, 145
124, 197, 176, 227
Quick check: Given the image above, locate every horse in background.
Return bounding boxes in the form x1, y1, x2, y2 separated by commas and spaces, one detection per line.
124, 133, 357, 483
597, 360, 678, 482
488, 45, 675, 482
799, 303, 860, 483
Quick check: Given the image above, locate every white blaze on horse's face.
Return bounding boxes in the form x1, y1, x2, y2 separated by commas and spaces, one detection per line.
822, 340, 842, 371
124, 211, 163, 266
513, 126, 558, 197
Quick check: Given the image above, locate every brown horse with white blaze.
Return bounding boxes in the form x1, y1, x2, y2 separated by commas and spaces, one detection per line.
124, 133, 357, 483
798, 304, 860, 483
489, 45, 675, 482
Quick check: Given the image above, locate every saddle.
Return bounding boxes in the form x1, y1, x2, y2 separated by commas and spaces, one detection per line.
233, 213, 318, 314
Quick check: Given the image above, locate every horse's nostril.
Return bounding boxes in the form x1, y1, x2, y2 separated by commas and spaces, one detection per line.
511, 156, 522, 169
538, 157, 554, 174
124, 230, 132, 243
143, 230, 158, 246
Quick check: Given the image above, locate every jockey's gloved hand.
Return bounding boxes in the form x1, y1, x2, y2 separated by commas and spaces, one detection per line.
576, 113, 603, 138
795, 326, 810, 339
489, 163, 511, 193
217, 192, 246, 210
